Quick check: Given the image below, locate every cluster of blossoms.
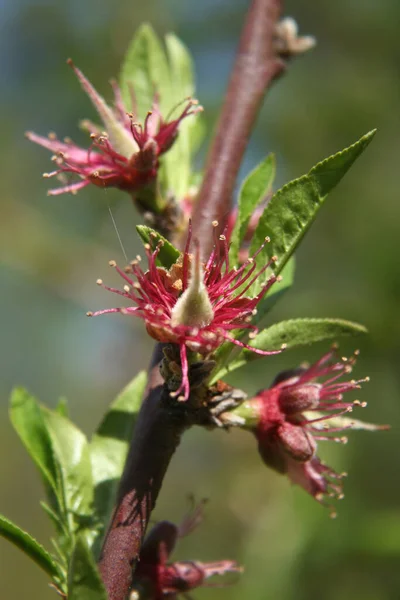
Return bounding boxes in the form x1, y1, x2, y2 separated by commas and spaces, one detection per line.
26, 60, 200, 197
89, 222, 284, 400
222, 348, 386, 516
131, 504, 241, 599
26, 52, 387, 531
21, 22, 389, 600
27, 65, 386, 513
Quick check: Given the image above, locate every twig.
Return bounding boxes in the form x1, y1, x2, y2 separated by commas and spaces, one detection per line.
98, 2, 284, 598
98, 345, 189, 599
191, 0, 285, 255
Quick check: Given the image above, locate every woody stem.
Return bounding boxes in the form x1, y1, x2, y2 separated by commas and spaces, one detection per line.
190, 0, 285, 255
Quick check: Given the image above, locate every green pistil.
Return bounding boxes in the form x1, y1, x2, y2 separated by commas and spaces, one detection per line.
170, 246, 214, 328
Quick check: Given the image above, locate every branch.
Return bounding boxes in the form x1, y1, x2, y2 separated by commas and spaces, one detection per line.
98, 345, 189, 599
99, 2, 284, 598
191, 0, 285, 254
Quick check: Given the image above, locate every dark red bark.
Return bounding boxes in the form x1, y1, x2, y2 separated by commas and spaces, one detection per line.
191, 0, 284, 255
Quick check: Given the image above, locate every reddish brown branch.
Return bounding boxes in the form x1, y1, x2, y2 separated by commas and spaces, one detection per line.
191, 0, 285, 254
99, 2, 284, 598
98, 346, 189, 599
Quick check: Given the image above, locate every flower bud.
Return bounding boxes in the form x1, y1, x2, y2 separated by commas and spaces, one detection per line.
132, 504, 241, 598
217, 348, 385, 513
140, 520, 179, 565
277, 421, 315, 461
278, 383, 321, 414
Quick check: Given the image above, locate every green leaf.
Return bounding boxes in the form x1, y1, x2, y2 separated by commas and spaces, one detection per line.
55, 397, 69, 418
162, 33, 198, 198
0, 514, 63, 584
212, 318, 367, 382
91, 372, 147, 487
165, 33, 194, 99
10, 388, 95, 547
229, 154, 276, 264
9, 388, 63, 513
253, 256, 296, 327
120, 25, 200, 200
248, 318, 367, 354
40, 502, 69, 543
41, 407, 94, 540
188, 117, 206, 157
120, 23, 171, 119
68, 535, 108, 600
136, 225, 180, 268
90, 371, 147, 521
249, 131, 376, 288
90, 372, 147, 552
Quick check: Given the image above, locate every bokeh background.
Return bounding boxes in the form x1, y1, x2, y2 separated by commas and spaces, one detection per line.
1, 0, 400, 598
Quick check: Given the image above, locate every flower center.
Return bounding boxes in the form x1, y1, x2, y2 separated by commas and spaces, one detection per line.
170, 244, 214, 329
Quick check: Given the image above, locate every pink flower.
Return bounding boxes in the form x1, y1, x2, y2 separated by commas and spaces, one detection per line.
233, 349, 386, 515
88, 223, 283, 400
26, 60, 200, 196
132, 506, 241, 599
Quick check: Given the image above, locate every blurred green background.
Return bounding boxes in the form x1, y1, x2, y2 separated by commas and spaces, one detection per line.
1, 0, 399, 598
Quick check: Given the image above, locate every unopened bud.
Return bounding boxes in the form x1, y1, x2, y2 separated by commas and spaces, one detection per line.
278, 383, 322, 414
277, 422, 316, 462
140, 520, 179, 564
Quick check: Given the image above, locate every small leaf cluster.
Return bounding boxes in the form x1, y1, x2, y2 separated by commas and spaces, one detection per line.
1, 375, 146, 596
